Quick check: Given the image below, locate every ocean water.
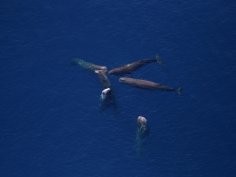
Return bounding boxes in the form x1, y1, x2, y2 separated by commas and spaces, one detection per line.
0, 0, 235, 177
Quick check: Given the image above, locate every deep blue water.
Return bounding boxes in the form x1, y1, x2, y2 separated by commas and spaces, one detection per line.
0, 0, 235, 177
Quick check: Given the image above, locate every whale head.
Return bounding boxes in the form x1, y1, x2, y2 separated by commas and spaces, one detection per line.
137, 116, 147, 126
100, 88, 111, 101
119, 77, 125, 83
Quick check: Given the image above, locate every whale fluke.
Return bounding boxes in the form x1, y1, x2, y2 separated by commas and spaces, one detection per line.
176, 87, 183, 95
154, 54, 163, 65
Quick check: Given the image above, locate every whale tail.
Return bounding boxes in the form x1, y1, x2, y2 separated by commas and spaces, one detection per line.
176, 87, 183, 95
71, 58, 87, 66
155, 54, 163, 65
71, 58, 94, 70
71, 58, 81, 65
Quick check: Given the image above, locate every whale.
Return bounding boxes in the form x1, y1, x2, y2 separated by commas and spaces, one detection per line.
119, 77, 182, 95
135, 115, 150, 155
94, 70, 116, 109
72, 58, 107, 72
108, 55, 161, 75
136, 116, 149, 139
94, 69, 111, 89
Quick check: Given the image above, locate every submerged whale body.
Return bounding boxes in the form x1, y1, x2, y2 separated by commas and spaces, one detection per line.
94, 69, 111, 89
72, 58, 107, 72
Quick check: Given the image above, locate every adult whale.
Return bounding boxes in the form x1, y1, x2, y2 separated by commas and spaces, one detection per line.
108, 55, 161, 75
119, 77, 182, 95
